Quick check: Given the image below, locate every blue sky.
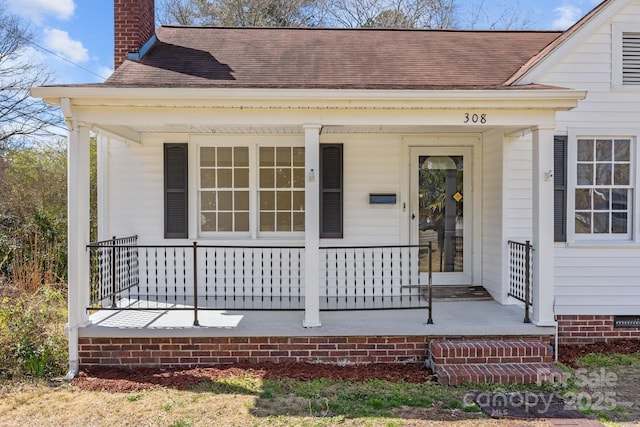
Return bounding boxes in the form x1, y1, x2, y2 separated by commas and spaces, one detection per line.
7, 0, 604, 85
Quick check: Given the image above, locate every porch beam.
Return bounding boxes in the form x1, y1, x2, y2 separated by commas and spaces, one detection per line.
95, 124, 141, 144
532, 125, 556, 326
66, 121, 92, 377
303, 124, 322, 327
65, 107, 574, 129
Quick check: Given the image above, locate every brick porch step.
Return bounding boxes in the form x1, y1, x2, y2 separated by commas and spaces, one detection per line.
429, 339, 565, 385
435, 362, 566, 386
430, 339, 553, 365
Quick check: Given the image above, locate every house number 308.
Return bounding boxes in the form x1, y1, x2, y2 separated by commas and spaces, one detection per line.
464, 113, 487, 124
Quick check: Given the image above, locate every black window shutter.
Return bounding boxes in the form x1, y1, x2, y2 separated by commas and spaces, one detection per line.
320, 144, 343, 238
554, 136, 567, 242
164, 143, 188, 239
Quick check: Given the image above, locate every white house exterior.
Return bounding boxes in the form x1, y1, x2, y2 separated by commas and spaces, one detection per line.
514, 0, 640, 321
31, 0, 640, 379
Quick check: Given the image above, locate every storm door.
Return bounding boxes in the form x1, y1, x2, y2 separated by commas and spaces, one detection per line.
410, 147, 472, 285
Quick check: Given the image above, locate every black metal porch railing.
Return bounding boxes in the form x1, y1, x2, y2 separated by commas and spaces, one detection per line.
507, 240, 533, 323
88, 241, 305, 312
87, 239, 434, 324
320, 244, 433, 323
88, 235, 139, 308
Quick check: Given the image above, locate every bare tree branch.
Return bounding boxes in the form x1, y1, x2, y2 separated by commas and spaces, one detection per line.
459, 0, 534, 30
0, 2, 63, 149
157, 0, 328, 27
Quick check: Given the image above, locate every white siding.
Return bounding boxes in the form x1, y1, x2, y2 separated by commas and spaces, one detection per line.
554, 245, 640, 315
538, 0, 640, 315
321, 134, 403, 245
504, 135, 533, 242
107, 137, 165, 243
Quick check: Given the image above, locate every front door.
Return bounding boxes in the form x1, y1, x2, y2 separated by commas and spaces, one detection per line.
410, 147, 472, 285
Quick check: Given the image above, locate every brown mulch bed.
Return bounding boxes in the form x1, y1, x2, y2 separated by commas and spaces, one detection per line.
72, 361, 433, 392
72, 339, 640, 393
558, 338, 640, 368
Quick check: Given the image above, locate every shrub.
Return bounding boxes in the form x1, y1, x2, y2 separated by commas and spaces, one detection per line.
0, 142, 69, 286
0, 285, 67, 378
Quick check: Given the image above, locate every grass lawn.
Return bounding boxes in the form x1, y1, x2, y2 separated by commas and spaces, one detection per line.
2, 350, 639, 427
0, 377, 553, 427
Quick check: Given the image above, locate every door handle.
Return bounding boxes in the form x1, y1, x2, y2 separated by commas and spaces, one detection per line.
411, 213, 416, 220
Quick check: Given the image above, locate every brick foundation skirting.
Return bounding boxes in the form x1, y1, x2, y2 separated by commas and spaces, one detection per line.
557, 315, 640, 345
78, 336, 430, 368
77, 335, 551, 368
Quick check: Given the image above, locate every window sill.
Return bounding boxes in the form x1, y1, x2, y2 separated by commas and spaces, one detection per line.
194, 236, 305, 246
561, 241, 640, 249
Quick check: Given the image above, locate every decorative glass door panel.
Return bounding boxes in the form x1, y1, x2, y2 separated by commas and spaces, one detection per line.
411, 147, 471, 285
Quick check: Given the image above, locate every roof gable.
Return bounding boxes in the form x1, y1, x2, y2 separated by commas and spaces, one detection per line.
508, 0, 630, 85
105, 27, 561, 90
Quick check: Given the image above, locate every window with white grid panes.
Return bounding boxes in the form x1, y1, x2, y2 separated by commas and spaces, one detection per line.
259, 147, 305, 232
575, 138, 633, 238
199, 146, 250, 233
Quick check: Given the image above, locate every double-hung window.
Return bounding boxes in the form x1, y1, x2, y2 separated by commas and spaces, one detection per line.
259, 147, 305, 232
199, 147, 250, 233
197, 144, 305, 237
574, 137, 633, 239
165, 139, 342, 240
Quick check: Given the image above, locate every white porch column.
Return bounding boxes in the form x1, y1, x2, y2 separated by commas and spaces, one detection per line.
532, 126, 556, 326
303, 124, 322, 327
66, 121, 91, 376
97, 134, 110, 241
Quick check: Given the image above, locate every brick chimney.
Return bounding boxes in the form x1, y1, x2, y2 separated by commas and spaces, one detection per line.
114, 0, 155, 69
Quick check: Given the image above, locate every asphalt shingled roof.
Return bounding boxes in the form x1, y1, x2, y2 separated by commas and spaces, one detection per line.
105, 27, 563, 90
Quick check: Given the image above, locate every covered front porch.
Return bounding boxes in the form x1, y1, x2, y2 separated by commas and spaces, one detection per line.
32, 86, 586, 374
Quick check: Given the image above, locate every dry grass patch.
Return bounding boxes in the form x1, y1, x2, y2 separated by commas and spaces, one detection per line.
0, 380, 556, 427
0, 382, 256, 427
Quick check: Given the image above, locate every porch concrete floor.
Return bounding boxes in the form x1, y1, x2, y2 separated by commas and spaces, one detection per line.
82, 300, 555, 338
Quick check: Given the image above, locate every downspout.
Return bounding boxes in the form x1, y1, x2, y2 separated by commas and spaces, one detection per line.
555, 322, 559, 363
554, 298, 559, 363
61, 97, 80, 380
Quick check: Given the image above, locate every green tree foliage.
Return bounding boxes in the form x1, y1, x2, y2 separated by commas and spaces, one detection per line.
0, 137, 97, 288
0, 141, 67, 286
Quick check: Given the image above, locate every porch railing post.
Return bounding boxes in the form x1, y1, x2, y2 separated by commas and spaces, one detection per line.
427, 242, 433, 324
524, 240, 531, 324
111, 236, 117, 308
193, 242, 200, 326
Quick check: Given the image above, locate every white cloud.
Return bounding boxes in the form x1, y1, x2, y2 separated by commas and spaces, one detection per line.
7, 0, 75, 22
43, 28, 89, 63
551, 5, 583, 30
